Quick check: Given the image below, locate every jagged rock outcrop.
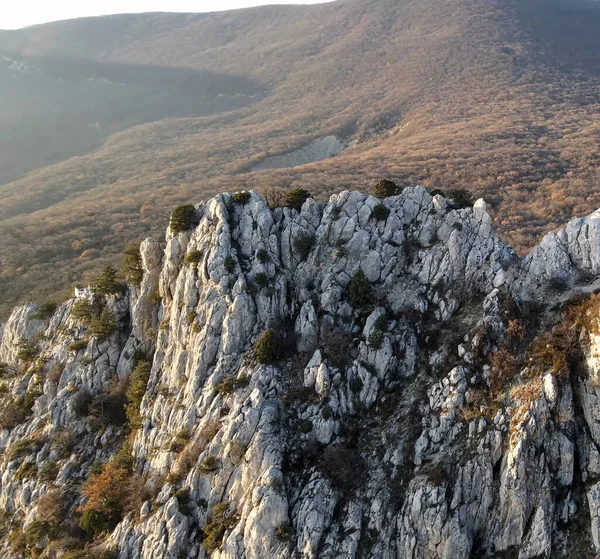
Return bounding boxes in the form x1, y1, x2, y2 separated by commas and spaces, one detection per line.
3, 187, 600, 558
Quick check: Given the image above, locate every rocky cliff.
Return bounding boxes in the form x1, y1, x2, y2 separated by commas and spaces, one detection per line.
3, 187, 600, 558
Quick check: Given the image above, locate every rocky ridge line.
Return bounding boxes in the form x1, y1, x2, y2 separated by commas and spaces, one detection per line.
1, 187, 600, 558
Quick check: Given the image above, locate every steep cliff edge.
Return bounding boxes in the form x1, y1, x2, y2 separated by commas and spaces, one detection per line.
2, 187, 600, 558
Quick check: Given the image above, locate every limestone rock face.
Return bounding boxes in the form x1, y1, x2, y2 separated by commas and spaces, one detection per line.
3, 188, 600, 558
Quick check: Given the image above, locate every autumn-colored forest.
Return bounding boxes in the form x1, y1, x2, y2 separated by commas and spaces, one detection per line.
0, 0, 599, 317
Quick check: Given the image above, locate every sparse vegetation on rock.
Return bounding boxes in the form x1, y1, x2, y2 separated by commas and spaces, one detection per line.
373, 179, 400, 199
122, 243, 144, 287
253, 329, 279, 364
88, 308, 116, 339
201, 503, 240, 552
93, 266, 120, 296
285, 188, 312, 211
371, 204, 390, 221
232, 191, 251, 205
348, 269, 372, 308
170, 204, 196, 234
293, 232, 315, 261
33, 300, 57, 321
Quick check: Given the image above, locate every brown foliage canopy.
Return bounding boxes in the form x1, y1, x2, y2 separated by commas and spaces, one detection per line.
1, 0, 600, 316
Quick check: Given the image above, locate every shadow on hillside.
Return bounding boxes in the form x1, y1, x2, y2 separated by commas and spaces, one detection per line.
0, 52, 266, 187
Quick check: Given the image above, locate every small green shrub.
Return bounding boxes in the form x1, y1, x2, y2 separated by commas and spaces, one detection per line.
16, 387, 42, 413
39, 460, 59, 482
191, 322, 202, 334
202, 503, 240, 552
187, 310, 197, 323
321, 405, 333, 420
68, 338, 89, 353
371, 204, 390, 221
88, 308, 116, 339
348, 269, 372, 308
285, 188, 312, 211
126, 361, 150, 429
122, 243, 144, 287
254, 272, 268, 288
33, 300, 57, 321
232, 191, 251, 205
224, 256, 236, 273
87, 387, 128, 428
215, 374, 249, 396
14, 461, 36, 481
254, 329, 279, 364
374, 313, 388, 331
320, 323, 354, 370
170, 204, 196, 234
235, 374, 249, 389
169, 429, 192, 452
293, 232, 315, 261
276, 523, 291, 542
256, 249, 269, 263
93, 266, 120, 296
175, 488, 192, 515
349, 378, 363, 394
335, 245, 347, 258
8, 527, 26, 554
184, 250, 204, 265
17, 340, 39, 363
215, 377, 235, 396
8, 436, 41, 460
373, 179, 400, 199
199, 455, 220, 473
25, 519, 59, 546
50, 429, 74, 459
446, 188, 475, 209
368, 330, 384, 349
319, 446, 365, 490
299, 420, 313, 434
71, 299, 93, 322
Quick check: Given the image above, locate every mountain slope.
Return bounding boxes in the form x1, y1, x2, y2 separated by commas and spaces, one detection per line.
0, 0, 599, 316
2, 189, 600, 557
0, 49, 264, 186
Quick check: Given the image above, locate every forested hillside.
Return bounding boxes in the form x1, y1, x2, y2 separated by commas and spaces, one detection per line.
0, 0, 599, 315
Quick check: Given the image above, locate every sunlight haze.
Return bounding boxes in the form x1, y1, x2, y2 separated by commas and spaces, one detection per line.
1, 0, 333, 30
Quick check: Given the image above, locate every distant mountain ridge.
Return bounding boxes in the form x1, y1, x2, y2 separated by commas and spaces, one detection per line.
0, 0, 599, 316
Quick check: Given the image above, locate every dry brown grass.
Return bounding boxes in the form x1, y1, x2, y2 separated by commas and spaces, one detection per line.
463, 292, 600, 424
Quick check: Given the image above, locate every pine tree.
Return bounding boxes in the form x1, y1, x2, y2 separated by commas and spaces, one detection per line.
122, 243, 143, 287
254, 329, 279, 364
285, 188, 312, 211
373, 179, 400, 199
126, 360, 151, 428
170, 204, 196, 234
93, 266, 119, 295
88, 308, 116, 339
